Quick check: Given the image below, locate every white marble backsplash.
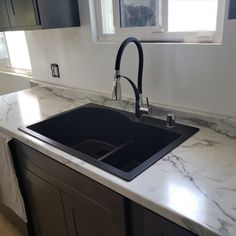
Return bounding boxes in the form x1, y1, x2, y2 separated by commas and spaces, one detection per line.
40, 85, 236, 138
0, 84, 236, 236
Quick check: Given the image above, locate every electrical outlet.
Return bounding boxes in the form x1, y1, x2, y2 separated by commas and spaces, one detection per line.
51, 64, 60, 78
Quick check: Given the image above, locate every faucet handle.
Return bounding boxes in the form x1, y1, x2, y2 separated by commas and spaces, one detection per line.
139, 97, 151, 116
112, 71, 122, 100
112, 79, 122, 100
167, 113, 175, 128
146, 97, 150, 108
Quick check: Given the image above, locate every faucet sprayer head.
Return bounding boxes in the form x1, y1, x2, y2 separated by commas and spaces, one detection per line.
112, 70, 122, 100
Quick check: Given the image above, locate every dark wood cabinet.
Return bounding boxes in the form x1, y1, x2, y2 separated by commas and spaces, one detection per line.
23, 170, 68, 236
10, 140, 126, 236
129, 202, 197, 236
5, 0, 37, 29
10, 139, 198, 236
0, 0, 80, 31
36, 0, 80, 29
229, 0, 236, 19
62, 193, 124, 236
0, 0, 10, 30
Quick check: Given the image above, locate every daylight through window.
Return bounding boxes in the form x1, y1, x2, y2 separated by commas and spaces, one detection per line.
0, 31, 31, 74
0, 33, 10, 69
91, 0, 226, 43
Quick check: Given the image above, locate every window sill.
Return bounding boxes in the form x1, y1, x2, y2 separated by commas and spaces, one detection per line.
92, 38, 222, 46
0, 70, 33, 80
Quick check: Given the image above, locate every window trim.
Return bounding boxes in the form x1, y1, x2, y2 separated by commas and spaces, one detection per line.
90, 0, 226, 44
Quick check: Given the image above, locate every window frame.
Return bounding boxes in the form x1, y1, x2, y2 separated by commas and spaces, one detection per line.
113, 0, 168, 36
0, 32, 32, 76
90, 0, 226, 44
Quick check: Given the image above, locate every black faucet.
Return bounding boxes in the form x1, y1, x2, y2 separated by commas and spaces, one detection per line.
112, 37, 150, 119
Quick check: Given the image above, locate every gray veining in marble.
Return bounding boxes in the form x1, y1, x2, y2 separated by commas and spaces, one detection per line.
0, 84, 236, 236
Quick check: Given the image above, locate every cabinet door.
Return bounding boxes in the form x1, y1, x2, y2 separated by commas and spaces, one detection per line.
0, 0, 10, 29
130, 202, 162, 236
5, 0, 37, 28
22, 170, 68, 236
62, 193, 125, 236
129, 202, 197, 236
161, 218, 196, 236
229, 0, 236, 19
36, 0, 80, 29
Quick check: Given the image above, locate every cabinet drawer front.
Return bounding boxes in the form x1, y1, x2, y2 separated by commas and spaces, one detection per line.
11, 140, 126, 230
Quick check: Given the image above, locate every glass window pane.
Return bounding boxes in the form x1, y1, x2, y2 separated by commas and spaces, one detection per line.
0, 32, 10, 67
119, 0, 162, 28
168, 0, 219, 32
5, 31, 31, 70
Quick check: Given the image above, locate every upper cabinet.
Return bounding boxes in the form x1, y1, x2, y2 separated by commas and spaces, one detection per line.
229, 0, 236, 19
36, 0, 80, 29
5, 0, 37, 29
0, 0, 10, 30
0, 0, 80, 31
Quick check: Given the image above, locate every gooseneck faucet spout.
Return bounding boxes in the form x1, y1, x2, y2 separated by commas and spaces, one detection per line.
112, 37, 150, 119
115, 37, 143, 94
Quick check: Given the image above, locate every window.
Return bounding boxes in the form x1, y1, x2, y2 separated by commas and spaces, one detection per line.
0, 33, 11, 69
90, 0, 226, 43
0, 31, 31, 75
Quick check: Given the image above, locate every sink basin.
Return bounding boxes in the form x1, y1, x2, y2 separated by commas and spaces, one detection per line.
19, 103, 199, 181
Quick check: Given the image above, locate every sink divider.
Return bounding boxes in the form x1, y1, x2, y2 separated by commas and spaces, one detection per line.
98, 140, 133, 161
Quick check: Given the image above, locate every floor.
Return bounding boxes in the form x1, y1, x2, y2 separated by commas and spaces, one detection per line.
0, 213, 22, 236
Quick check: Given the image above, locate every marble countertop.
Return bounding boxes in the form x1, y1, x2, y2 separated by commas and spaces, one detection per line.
0, 84, 236, 236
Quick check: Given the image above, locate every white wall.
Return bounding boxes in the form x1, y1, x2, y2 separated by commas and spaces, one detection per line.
0, 73, 31, 95
25, 0, 236, 117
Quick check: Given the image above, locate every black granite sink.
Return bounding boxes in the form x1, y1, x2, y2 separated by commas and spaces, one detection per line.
19, 103, 199, 181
